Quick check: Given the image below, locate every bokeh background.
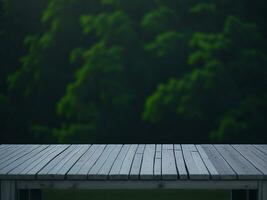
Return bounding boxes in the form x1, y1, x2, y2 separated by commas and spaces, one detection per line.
1, 1, 267, 199
1, 0, 267, 144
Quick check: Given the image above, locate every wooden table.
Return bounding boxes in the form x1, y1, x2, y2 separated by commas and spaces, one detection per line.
0, 144, 266, 200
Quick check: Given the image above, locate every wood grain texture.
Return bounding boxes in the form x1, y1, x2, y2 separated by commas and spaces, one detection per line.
118, 144, 138, 179
154, 144, 162, 180
0, 144, 267, 181
68, 145, 106, 179
140, 144, 155, 180
129, 145, 145, 180
0, 145, 49, 179
109, 145, 131, 179
162, 144, 177, 180
196, 145, 219, 179
233, 145, 267, 177
215, 145, 263, 179
88, 145, 116, 179
174, 144, 188, 179
182, 145, 209, 179
200, 145, 236, 180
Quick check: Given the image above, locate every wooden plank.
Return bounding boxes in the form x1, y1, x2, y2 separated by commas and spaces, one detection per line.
55, 145, 90, 179
0, 145, 16, 161
129, 144, 145, 180
257, 145, 267, 151
0, 145, 25, 164
200, 145, 236, 180
136, 144, 145, 154
233, 145, 267, 177
182, 145, 209, 179
38, 145, 88, 179
37, 145, 78, 179
196, 145, 220, 179
68, 145, 106, 179
109, 145, 131, 179
162, 144, 177, 180
22, 145, 69, 179
154, 144, 162, 180
247, 145, 267, 162
254, 145, 267, 155
88, 145, 116, 179
67, 144, 96, 178
96, 145, 123, 179
140, 144, 155, 180
0, 144, 6, 150
174, 144, 188, 179
0, 145, 49, 178
215, 145, 263, 179
118, 144, 138, 179
0, 145, 39, 170
0, 145, 13, 152
7, 145, 57, 178
0, 145, 21, 160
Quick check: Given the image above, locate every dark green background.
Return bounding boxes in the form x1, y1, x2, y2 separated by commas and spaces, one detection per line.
1, 0, 267, 144
0, 1, 266, 198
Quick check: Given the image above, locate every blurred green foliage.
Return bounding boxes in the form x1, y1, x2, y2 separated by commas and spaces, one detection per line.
0, 0, 266, 143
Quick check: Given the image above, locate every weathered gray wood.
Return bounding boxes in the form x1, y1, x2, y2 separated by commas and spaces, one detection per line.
233, 145, 267, 177
182, 144, 209, 179
196, 145, 219, 179
1, 144, 267, 182
118, 144, 138, 179
66, 145, 97, 178
254, 145, 267, 156
96, 145, 123, 179
257, 145, 267, 151
140, 144, 155, 180
68, 145, 106, 179
136, 144, 145, 154
0, 145, 25, 164
88, 145, 116, 179
0, 145, 22, 159
38, 145, 88, 179
0, 145, 14, 152
200, 145, 236, 180
258, 181, 267, 200
67, 144, 95, 178
23, 145, 69, 179
7, 145, 57, 179
0, 145, 49, 178
154, 144, 162, 180
129, 144, 145, 179
174, 144, 188, 179
109, 145, 131, 179
37, 145, 77, 179
54, 145, 89, 179
0, 145, 38, 170
1, 181, 16, 200
0, 144, 7, 150
196, 145, 220, 179
215, 145, 263, 179
162, 144, 177, 180
249, 146, 267, 161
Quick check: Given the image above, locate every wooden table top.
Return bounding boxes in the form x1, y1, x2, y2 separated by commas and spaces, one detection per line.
0, 144, 266, 180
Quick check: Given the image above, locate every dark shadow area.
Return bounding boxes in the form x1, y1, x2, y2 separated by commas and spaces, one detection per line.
43, 189, 230, 200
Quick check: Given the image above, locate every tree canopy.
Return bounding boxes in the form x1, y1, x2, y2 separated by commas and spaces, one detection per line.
1, 0, 267, 143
